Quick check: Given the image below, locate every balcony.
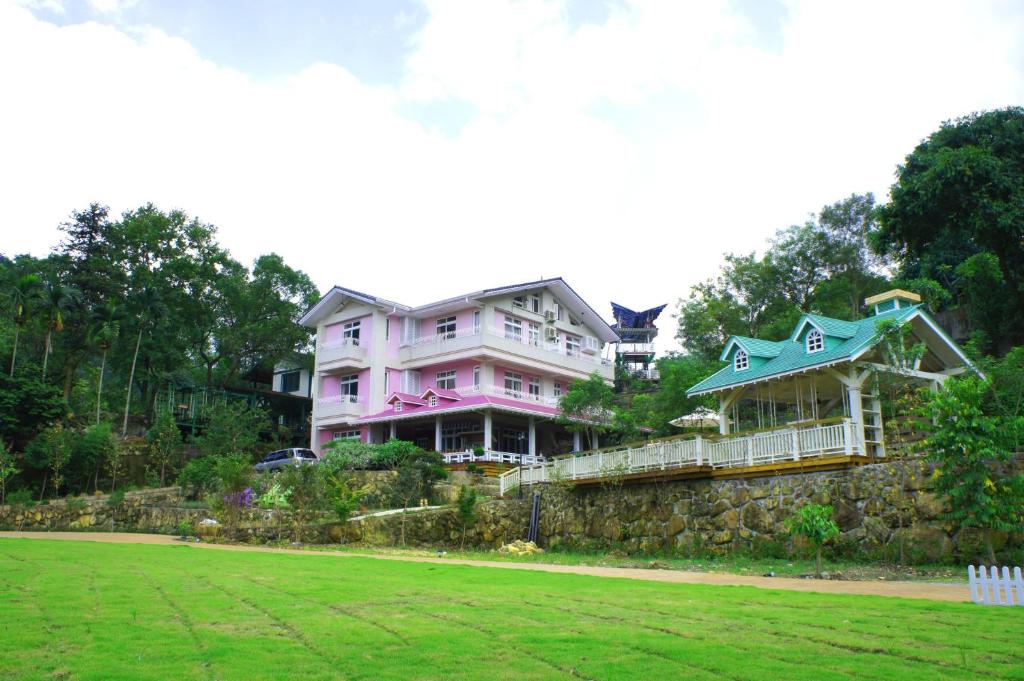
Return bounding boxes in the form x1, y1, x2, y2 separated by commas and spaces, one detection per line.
499, 418, 862, 495
454, 384, 561, 408
399, 327, 613, 379
618, 342, 655, 355
315, 394, 365, 422
318, 339, 368, 372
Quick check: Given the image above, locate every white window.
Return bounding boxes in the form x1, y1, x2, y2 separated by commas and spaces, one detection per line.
553, 382, 562, 397
429, 395, 438, 407
528, 322, 540, 346
734, 350, 749, 371
504, 371, 523, 396
393, 401, 403, 412
333, 430, 360, 440
806, 329, 824, 353
504, 316, 522, 341
436, 370, 456, 390
343, 320, 361, 345
530, 294, 541, 313
512, 295, 526, 309
565, 335, 581, 356
472, 366, 480, 387
528, 377, 540, 398
436, 316, 456, 339
339, 374, 358, 398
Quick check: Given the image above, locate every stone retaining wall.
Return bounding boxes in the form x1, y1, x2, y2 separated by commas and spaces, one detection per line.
0, 487, 205, 533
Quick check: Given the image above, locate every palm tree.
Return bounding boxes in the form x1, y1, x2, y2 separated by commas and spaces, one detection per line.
39, 279, 81, 380
7, 274, 42, 377
122, 287, 167, 436
88, 301, 124, 424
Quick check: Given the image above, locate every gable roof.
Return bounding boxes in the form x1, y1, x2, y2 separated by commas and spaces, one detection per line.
688, 305, 961, 396
791, 313, 859, 341
419, 387, 462, 401
385, 392, 427, 406
299, 277, 619, 342
720, 336, 786, 361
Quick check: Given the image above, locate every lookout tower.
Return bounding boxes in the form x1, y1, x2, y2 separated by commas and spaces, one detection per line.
610, 302, 666, 380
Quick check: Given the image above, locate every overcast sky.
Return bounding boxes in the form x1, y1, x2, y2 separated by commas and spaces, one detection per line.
2, 0, 1023, 353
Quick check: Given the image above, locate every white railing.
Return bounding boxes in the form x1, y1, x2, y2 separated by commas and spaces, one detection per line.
969, 565, 1024, 606
407, 326, 482, 346
318, 338, 368, 366
442, 450, 546, 466
499, 419, 860, 495
454, 384, 560, 407
315, 393, 365, 420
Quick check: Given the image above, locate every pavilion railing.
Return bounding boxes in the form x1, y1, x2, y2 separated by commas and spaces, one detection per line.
499, 418, 860, 495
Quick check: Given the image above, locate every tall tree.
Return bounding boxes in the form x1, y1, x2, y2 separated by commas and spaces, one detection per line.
6, 274, 42, 377
122, 286, 167, 435
39, 278, 80, 380
876, 107, 1024, 350
88, 301, 124, 423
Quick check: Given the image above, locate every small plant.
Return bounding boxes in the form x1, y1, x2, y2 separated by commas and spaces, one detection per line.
65, 497, 88, 512
786, 504, 839, 578
456, 484, 478, 550
466, 463, 481, 476
106, 489, 126, 508
472, 446, 485, 457
6, 489, 35, 508
177, 519, 192, 538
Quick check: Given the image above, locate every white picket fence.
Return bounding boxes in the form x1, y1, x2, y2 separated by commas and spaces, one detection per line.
968, 565, 1024, 606
442, 450, 546, 466
499, 419, 858, 495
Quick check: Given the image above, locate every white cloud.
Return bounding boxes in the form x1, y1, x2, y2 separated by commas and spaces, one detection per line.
1, 0, 1022, 354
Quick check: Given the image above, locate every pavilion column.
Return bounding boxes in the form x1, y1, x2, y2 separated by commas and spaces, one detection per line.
389, 421, 397, 440
434, 415, 442, 452
592, 430, 599, 450
718, 395, 730, 435
846, 384, 865, 454
572, 430, 581, 452
528, 416, 536, 457
483, 410, 493, 451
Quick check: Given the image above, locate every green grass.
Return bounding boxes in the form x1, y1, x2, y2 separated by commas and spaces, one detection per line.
1, 539, 1021, 680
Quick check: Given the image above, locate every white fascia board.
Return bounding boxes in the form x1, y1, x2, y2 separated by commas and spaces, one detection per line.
687, 357, 858, 397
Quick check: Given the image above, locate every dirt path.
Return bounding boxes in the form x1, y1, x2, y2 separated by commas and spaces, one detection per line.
0, 531, 970, 603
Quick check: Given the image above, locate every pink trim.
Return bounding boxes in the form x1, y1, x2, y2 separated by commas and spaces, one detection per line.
385, 392, 427, 406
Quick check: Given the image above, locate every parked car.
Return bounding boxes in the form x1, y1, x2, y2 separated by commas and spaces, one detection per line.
254, 448, 318, 473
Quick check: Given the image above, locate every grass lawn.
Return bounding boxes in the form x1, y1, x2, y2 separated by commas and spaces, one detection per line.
1, 539, 1021, 680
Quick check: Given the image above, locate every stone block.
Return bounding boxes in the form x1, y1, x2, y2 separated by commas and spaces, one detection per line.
741, 503, 773, 534
665, 515, 686, 537
711, 498, 732, 516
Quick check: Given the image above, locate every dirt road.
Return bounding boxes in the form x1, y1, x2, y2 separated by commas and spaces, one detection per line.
0, 531, 970, 603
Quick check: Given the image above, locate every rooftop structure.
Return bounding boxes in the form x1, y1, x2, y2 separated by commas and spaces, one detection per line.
610, 302, 666, 380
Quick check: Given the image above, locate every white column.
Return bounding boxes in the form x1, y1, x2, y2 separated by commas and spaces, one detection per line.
719, 394, 730, 435
592, 430, 599, 450
846, 385, 865, 454
389, 420, 397, 440
483, 410, 493, 451
572, 430, 581, 452
434, 414, 443, 452
528, 416, 536, 457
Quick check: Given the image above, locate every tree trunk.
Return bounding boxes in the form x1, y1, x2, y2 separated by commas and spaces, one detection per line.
42, 330, 51, 379
39, 471, 47, 502
122, 327, 143, 436
96, 350, 107, 424
9, 326, 18, 377
815, 546, 823, 578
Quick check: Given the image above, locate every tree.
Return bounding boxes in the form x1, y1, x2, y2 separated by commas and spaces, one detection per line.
88, 301, 124, 423
388, 449, 446, 546
195, 400, 268, 459
0, 441, 18, 504
122, 286, 167, 436
324, 471, 366, 536
922, 372, 1024, 563
279, 463, 327, 543
25, 423, 70, 499
146, 412, 181, 486
558, 372, 615, 449
6, 274, 42, 376
786, 504, 839, 577
640, 354, 718, 435
70, 422, 118, 494
456, 484, 478, 550
213, 453, 254, 539
0, 368, 66, 451
38, 278, 80, 380
876, 107, 1024, 348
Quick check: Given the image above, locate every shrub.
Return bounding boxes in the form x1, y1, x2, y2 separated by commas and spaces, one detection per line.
178, 456, 220, 500
213, 454, 254, 538
107, 489, 126, 508
177, 519, 192, 537
456, 484, 478, 549
786, 504, 839, 577
6, 489, 35, 507
278, 463, 327, 543
0, 442, 19, 505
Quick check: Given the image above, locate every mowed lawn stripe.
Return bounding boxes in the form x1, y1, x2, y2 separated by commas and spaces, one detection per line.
2, 539, 1023, 681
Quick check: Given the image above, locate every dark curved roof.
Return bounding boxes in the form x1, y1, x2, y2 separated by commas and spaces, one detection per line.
610, 303, 666, 341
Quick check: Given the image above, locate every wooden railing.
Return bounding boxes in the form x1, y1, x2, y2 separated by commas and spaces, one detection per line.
499, 419, 860, 495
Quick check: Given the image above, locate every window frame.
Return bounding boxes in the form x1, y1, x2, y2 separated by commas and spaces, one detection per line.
342, 320, 361, 345
332, 430, 360, 441
734, 350, 749, 371
280, 370, 300, 393
436, 315, 457, 339
528, 376, 541, 398
504, 315, 523, 341
565, 334, 581, 356
436, 369, 457, 390
339, 373, 359, 398
504, 371, 523, 396
806, 328, 824, 353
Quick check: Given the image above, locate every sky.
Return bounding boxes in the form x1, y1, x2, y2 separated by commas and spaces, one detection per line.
2, 0, 1023, 354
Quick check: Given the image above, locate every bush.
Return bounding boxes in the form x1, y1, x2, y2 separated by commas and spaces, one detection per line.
107, 489, 126, 508
6, 489, 35, 507
178, 456, 220, 500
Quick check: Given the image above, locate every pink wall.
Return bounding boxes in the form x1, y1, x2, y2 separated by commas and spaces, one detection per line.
320, 369, 370, 398
494, 364, 542, 387
323, 314, 373, 346
416, 359, 480, 391
318, 427, 369, 446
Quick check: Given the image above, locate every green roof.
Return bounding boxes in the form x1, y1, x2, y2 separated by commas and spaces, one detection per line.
720, 337, 786, 360
689, 306, 921, 396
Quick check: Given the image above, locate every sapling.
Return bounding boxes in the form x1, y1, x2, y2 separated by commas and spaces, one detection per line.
786, 504, 839, 578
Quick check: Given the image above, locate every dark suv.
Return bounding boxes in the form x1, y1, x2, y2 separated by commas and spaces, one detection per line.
254, 448, 318, 473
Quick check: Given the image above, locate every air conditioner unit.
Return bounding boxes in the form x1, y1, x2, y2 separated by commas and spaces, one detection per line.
582, 336, 600, 354
544, 326, 559, 341
544, 309, 556, 322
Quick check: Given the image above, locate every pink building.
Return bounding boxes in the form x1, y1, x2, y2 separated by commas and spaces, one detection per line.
299, 278, 618, 463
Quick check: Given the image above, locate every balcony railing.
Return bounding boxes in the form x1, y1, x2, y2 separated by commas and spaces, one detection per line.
443, 450, 546, 466
455, 384, 560, 407
499, 419, 861, 495
315, 393, 365, 420
400, 326, 612, 368
318, 339, 368, 368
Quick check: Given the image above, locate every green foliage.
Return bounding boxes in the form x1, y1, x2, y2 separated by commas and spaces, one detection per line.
6, 488, 34, 507
176, 519, 192, 537
146, 411, 182, 486
68, 421, 117, 494
321, 438, 429, 471
256, 482, 290, 510
211, 453, 255, 538
178, 456, 220, 499
194, 401, 268, 458
0, 441, 18, 505
0, 368, 66, 450
922, 368, 1024, 562
877, 107, 1024, 348
786, 504, 839, 577
106, 489, 125, 508
558, 373, 614, 448
278, 463, 327, 542
324, 472, 366, 527
456, 484, 478, 549
388, 448, 446, 508
24, 423, 71, 498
